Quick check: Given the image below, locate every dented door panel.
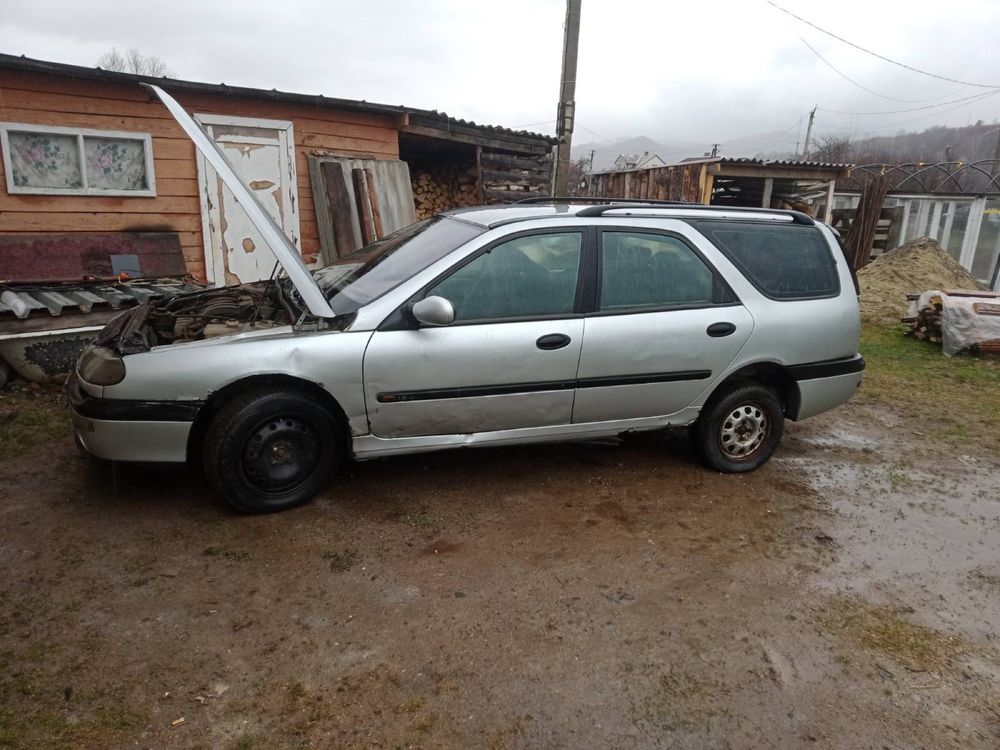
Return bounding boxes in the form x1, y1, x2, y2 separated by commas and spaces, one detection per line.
363, 320, 585, 438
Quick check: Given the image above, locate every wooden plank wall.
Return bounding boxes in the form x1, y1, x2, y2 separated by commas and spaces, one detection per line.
480, 151, 550, 204
593, 163, 707, 204
0, 70, 400, 280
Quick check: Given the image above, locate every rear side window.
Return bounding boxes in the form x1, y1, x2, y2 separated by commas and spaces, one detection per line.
696, 222, 840, 300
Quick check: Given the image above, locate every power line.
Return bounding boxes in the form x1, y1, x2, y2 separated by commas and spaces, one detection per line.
755, 116, 807, 152
819, 89, 999, 116
794, 34, 963, 104
825, 89, 1000, 135
767, 0, 1000, 89
510, 119, 556, 130
577, 124, 614, 142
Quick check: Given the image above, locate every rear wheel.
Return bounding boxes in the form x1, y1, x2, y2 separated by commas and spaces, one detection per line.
202, 388, 343, 513
693, 383, 783, 473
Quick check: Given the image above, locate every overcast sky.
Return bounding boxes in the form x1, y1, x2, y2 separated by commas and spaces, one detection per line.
2, 0, 999, 152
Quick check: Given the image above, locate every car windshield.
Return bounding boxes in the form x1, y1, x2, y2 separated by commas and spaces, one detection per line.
313, 216, 485, 316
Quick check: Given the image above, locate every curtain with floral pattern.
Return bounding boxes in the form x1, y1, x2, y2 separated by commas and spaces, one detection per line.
8, 132, 83, 189
84, 137, 149, 190
6, 129, 150, 192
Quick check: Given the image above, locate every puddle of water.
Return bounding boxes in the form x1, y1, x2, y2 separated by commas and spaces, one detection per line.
785, 416, 1000, 641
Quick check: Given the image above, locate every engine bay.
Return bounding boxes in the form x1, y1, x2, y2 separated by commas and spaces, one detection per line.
144, 281, 296, 346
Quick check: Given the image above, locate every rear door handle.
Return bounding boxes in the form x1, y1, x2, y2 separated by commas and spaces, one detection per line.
707, 322, 736, 337
536, 333, 571, 350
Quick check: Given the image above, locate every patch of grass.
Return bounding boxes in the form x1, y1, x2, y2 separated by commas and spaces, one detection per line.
322, 549, 358, 573
636, 667, 732, 732
202, 546, 250, 562
859, 324, 1000, 447
822, 596, 964, 671
968, 569, 1000, 592
0, 384, 71, 462
0, 703, 146, 749
0, 707, 15, 747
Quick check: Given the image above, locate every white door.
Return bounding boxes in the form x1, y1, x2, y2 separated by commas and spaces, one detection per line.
195, 114, 301, 285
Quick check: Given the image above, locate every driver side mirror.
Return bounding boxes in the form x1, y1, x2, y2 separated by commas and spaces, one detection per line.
411, 295, 456, 327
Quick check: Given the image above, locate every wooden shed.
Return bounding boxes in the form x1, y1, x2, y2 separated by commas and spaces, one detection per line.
0, 54, 554, 285
591, 157, 852, 222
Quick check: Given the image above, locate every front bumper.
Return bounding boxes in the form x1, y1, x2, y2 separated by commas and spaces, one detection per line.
67, 373, 198, 463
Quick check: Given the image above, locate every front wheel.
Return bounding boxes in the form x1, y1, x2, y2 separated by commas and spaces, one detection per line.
202, 388, 343, 513
692, 383, 784, 473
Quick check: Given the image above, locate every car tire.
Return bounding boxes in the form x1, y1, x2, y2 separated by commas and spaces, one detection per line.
692, 383, 784, 473
202, 388, 343, 513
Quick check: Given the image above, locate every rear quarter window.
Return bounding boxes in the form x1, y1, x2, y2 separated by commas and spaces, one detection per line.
695, 221, 840, 300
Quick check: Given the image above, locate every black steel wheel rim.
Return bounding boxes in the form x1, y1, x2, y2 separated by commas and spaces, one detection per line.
241, 415, 320, 492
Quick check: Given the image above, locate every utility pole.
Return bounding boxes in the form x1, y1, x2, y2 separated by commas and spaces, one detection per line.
553, 0, 582, 196
587, 148, 595, 195
710, 143, 720, 157
802, 106, 817, 158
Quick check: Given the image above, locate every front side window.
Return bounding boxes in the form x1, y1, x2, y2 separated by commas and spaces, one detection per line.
600, 231, 715, 311
316, 216, 485, 316
1, 123, 155, 196
427, 232, 582, 321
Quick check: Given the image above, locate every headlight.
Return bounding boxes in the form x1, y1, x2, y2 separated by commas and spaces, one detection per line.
78, 346, 126, 385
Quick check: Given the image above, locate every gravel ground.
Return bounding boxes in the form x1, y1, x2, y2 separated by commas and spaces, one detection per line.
1, 385, 999, 749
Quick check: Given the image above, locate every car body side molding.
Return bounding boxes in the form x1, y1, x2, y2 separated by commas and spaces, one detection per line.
377, 369, 713, 403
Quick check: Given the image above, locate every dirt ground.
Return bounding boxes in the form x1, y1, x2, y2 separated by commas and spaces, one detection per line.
2, 334, 999, 749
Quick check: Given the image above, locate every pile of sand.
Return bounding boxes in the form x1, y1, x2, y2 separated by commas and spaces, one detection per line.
857, 236, 985, 325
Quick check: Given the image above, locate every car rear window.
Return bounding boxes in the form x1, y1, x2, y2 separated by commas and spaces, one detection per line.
695, 221, 840, 300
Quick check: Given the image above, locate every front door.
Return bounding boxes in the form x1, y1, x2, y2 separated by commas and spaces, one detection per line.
363, 230, 587, 438
195, 114, 301, 285
572, 229, 753, 423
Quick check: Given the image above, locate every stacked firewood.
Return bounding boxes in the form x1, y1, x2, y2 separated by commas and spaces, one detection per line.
411, 165, 480, 220
902, 293, 943, 343
972, 300, 1000, 354
902, 290, 1000, 353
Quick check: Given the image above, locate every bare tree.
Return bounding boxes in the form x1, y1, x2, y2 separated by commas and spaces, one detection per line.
812, 135, 853, 163
97, 47, 171, 77
567, 157, 592, 196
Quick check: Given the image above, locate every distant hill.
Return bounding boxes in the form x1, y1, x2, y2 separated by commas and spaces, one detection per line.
820, 121, 1000, 165
575, 121, 1000, 174
572, 135, 700, 172
573, 128, 815, 171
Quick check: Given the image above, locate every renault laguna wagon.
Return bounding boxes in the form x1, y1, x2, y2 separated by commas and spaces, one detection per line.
69, 85, 864, 513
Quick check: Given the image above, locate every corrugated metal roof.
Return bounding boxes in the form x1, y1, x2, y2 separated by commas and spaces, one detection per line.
0, 53, 556, 146
719, 157, 854, 169
0, 280, 201, 320
408, 110, 558, 144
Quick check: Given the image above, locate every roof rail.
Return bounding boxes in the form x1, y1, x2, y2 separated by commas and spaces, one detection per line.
574, 203, 816, 225
513, 195, 689, 206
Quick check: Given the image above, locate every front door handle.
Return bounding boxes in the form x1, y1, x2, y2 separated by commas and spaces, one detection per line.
707, 322, 736, 337
536, 333, 571, 350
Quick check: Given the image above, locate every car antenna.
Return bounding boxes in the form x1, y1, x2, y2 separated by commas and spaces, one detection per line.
249, 261, 281, 326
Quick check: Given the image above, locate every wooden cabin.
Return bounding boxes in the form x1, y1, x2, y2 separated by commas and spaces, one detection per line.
0, 54, 554, 285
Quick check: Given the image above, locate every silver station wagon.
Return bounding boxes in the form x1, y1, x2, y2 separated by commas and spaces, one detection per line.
69, 86, 864, 513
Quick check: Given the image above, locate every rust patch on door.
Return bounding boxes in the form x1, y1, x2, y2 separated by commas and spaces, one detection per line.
250, 179, 275, 190
242, 238, 256, 253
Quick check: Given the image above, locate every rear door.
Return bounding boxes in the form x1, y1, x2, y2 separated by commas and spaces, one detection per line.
363, 228, 589, 438
572, 228, 753, 423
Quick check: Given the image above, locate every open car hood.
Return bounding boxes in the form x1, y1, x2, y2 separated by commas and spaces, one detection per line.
144, 84, 334, 318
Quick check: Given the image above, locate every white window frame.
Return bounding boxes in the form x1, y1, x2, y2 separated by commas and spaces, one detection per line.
0, 122, 157, 197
